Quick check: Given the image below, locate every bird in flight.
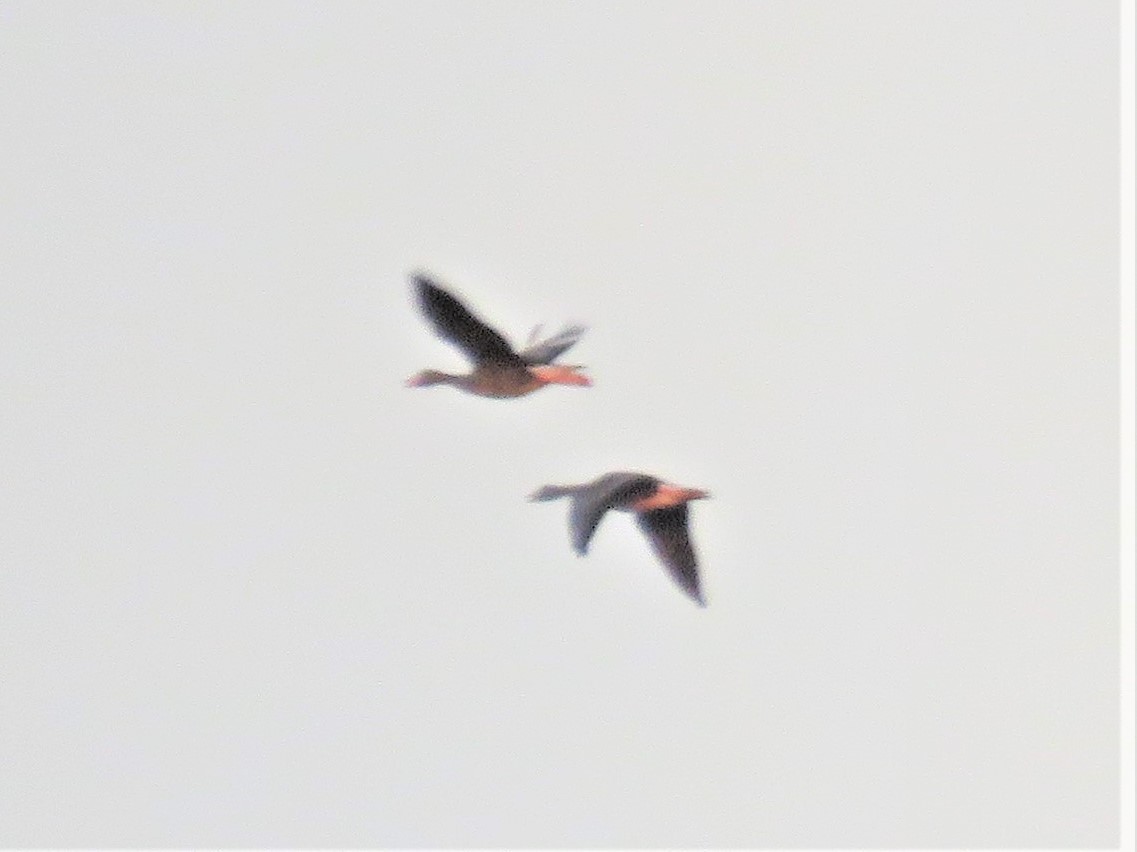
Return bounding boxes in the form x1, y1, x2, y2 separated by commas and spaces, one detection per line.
407, 272, 590, 398
529, 471, 711, 606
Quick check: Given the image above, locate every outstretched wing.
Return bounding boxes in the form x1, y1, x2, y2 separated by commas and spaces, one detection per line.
519, 324, 587, 365
412, 273, 524, 367
637, 505, 704, 605
568, 472, 657, 555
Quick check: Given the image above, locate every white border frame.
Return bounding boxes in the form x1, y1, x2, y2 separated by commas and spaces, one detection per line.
1119, 0, 1134, 848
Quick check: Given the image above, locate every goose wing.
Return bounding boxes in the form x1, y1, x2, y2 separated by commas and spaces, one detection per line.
637, 505, 704, 605
519, 324, 587, 365
413, 274, 525, 368
568, 472, 658, 555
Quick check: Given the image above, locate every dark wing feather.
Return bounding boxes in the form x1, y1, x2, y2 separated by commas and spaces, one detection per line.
412, 274, 524, 367
519, 324, 587, 365
568, 472, 658, 555
637, 505, 704, 605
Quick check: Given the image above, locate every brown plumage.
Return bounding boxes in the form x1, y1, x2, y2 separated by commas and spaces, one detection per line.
406, 272, 590, 398
529, 471, 711, 606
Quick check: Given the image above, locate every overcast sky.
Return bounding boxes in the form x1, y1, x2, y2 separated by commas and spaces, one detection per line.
0, 1, 1121, 846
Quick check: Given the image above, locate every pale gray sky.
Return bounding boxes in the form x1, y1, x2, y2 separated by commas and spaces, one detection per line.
0, 1, 1120, 846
